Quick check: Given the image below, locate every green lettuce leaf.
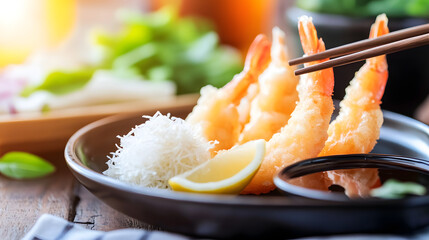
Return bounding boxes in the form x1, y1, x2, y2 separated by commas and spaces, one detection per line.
21, 68, 94, 97
21, 6, 243, 97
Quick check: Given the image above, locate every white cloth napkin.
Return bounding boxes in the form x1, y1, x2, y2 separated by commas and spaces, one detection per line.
23, 214, 429, 240
22, 214, 189, 240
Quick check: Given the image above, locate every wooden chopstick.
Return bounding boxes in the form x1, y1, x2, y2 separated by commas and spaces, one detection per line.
294, 33, 429, 76
289, 23, 429, 66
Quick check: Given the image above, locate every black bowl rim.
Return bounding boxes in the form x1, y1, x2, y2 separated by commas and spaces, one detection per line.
274, 153, 429, 201
65, 110, 429, 207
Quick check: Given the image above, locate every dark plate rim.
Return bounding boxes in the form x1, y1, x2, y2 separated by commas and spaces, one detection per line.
65, 110, 429, 207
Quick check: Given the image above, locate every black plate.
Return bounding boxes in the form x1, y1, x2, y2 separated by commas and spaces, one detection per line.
65, 110, 429, 239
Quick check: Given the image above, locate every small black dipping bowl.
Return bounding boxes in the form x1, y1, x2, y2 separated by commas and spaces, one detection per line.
275, 154, 429, 201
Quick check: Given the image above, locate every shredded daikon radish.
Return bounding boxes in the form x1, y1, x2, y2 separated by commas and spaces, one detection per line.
104, 112, 215, 189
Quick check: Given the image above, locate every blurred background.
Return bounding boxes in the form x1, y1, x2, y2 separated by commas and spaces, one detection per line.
0, 0, 428, 122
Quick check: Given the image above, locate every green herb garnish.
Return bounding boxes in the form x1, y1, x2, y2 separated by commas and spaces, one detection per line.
296, 0, 429, 18
0, 152, 56, 179
370, 179, 426, 199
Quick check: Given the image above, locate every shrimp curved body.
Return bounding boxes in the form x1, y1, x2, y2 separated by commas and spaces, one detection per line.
320, 14, 389, 197
238, 27, 299, 144
242, 17, 335, 194
186, 35, 271, 154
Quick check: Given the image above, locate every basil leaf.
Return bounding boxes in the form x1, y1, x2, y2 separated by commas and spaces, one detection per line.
370, 179, 426, 199
0, 152, 56, 179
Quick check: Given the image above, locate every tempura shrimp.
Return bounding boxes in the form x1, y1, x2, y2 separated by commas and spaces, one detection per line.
186, 35, 271, 154
242, 16, 335, 194
238, 27, 299, 144
320, 14, 389, 197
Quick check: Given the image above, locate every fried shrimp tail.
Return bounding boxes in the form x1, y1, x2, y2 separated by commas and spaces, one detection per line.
320, 14, 390, 197
186, 35, 271, 154
242, 16, 335, 194
238, 27, 299, 144
224, 35, 272, 104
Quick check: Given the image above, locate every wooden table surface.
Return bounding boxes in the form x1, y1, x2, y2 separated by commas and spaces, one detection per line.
0, 96, 199, 239
0, 151, 153, 240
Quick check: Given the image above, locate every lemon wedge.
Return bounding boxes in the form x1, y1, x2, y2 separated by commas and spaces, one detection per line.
169, 139, 265, 194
